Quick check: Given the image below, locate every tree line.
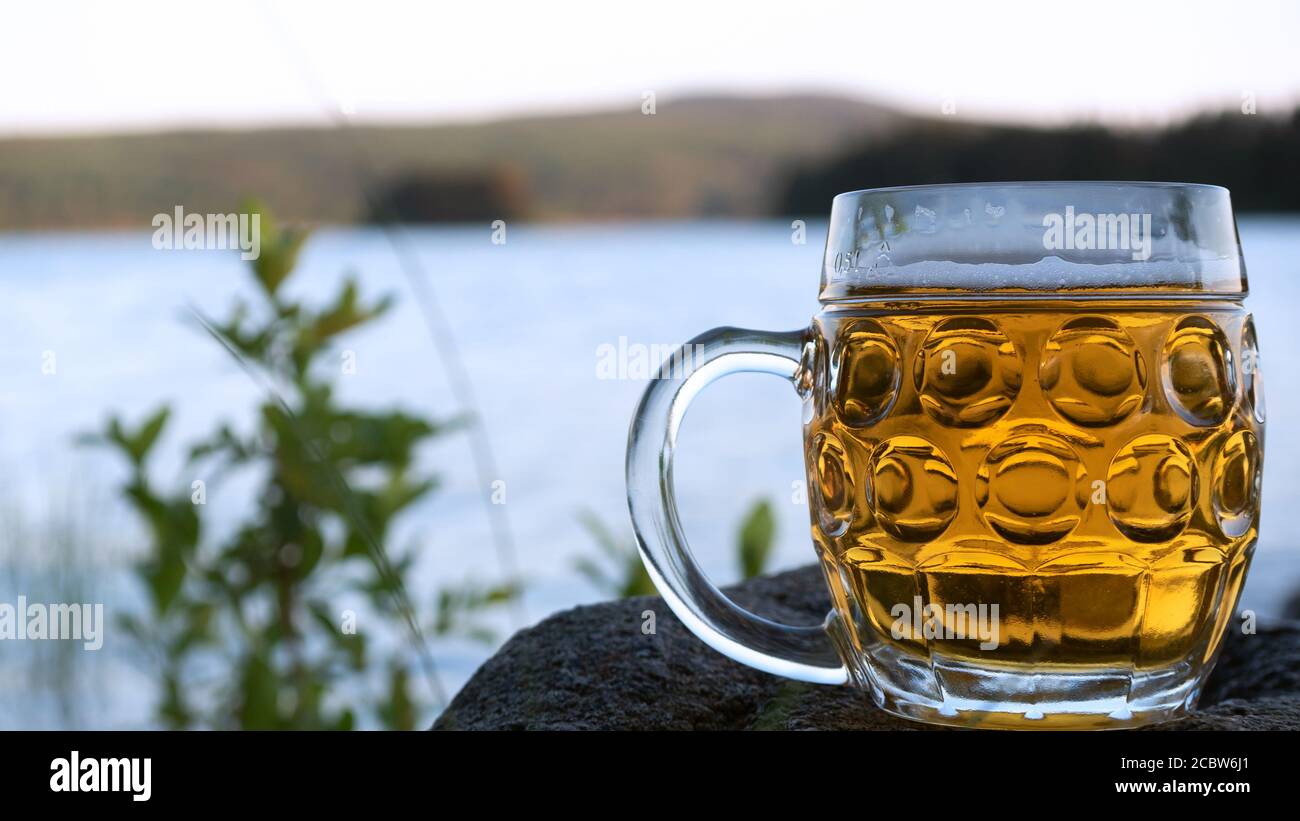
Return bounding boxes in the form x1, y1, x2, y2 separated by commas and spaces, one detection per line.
776, 107, 1300, 214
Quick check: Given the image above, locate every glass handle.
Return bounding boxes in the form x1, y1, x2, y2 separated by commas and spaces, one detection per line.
626, 326, 848, 684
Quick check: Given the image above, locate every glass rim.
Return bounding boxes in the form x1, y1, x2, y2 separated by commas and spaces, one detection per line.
832, 180, 1231, 201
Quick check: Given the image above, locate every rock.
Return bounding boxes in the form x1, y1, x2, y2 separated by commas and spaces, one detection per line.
432, 565, 1300, 730
1150, 697, 1300, 731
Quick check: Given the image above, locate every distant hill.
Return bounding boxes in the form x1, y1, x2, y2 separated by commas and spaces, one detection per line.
0, 95, 912, 230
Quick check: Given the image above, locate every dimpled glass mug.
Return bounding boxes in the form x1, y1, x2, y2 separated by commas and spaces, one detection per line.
627, 182, 1264, 729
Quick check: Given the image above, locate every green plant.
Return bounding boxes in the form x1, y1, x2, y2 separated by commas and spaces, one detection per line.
736, 499, 775, 580
574, 509, 656, 599
84, 205, 517, 729
577, 498, 776, 599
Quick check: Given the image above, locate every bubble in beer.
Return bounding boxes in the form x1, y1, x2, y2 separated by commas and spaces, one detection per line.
914, 317, 1022, 427
1041, 316, 1147, 426
867, 436, 958, 541
1212, 430, 1260, 538
812, 433, 855, 537
1106, 434, 1199, 542
975, 434, 1086, 544
1161, 316, 1236, 426
832, 318, 901, 426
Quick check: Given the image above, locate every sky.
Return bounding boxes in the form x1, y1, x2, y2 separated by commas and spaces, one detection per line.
3, 0, 1300, 135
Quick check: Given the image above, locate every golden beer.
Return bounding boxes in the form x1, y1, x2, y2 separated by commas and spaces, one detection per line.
805, 298, 1262, 726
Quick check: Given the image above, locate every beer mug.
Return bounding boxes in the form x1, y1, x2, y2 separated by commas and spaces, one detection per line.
627, 182, 1264, 729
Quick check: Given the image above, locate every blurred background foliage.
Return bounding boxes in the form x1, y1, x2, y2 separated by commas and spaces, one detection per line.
82, 206, 520, 729
777, 110, 1300, 214
576, 499, 776, 599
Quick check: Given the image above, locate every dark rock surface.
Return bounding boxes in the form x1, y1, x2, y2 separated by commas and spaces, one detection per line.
433, 565, 1300, 730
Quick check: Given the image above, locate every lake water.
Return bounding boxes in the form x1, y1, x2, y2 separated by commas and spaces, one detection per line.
1, 218, 1298, 727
